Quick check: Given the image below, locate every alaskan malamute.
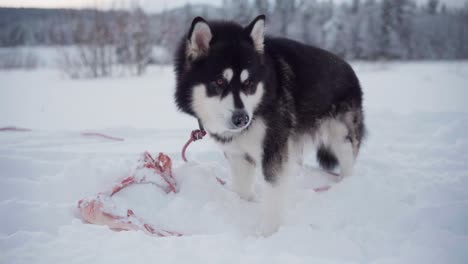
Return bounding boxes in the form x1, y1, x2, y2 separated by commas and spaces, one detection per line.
174, 15, 365, 235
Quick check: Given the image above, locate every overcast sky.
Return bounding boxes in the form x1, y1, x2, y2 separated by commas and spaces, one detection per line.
0, 0, 465, 13
0, 0, 219, 11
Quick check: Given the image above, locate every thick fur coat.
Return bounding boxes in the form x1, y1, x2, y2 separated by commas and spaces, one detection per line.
174, 15, 365, 235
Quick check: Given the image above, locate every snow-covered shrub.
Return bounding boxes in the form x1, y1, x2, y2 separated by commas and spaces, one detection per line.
0, 47, 39, 70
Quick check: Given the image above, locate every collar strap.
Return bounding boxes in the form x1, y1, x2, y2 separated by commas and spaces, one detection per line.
197, 119, 205, 131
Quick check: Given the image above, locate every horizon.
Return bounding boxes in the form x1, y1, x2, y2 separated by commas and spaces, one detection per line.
0, 0, 466, 13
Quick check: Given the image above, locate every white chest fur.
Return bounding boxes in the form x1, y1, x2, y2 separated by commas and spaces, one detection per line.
218, 118, 267, 163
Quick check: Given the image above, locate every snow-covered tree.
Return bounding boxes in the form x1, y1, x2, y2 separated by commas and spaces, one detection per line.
273, 0, 304, 37
427, 0, 439, 14
323, 8, 350, 58
116, 7, 153, 75
254, 0, 270, 17
223, 0, 253, 25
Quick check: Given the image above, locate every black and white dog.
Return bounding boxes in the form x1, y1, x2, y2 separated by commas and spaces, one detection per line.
174, 15, 365, 235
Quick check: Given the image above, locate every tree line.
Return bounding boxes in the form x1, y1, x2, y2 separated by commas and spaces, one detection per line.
0, 0, 467, 76
218, 0, 468, 60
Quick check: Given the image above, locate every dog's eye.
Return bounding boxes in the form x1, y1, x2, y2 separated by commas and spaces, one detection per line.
216, 78, 225, 86
243, 79, 255, 94
210, 78, 226, 95
244, 79, 255, 88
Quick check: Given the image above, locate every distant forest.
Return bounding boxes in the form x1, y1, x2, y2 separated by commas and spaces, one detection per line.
1, 0, 467, 61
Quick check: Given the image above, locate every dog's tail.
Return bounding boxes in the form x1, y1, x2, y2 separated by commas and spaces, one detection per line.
316, 144, 338, 171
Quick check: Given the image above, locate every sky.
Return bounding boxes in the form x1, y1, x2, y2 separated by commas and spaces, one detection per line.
0, 0, 222, 12
0, 0, 465, 13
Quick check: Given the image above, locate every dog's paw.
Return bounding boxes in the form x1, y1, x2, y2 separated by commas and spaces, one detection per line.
256, 218, 281, 237
332, 174, 344, 183
230, 182, 256, 201
235, 189, 256, 202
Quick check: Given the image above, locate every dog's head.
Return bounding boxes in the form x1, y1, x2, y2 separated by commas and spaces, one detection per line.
174, 15, 266, 138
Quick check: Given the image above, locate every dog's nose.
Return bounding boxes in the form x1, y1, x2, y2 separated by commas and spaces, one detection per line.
232, 111, 249, 128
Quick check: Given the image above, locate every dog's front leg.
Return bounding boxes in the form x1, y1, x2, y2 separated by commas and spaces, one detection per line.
258, 139, 292, 236
226, 152, 256, 201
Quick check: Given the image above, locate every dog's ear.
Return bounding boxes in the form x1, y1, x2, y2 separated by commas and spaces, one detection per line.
187, 17, 212, 60
245, 15, 266, 53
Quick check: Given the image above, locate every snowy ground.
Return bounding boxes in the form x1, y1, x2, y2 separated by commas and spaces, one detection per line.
1, 62, 468, 264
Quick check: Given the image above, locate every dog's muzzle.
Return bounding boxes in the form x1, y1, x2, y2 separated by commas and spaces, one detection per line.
231, 110, 249, 129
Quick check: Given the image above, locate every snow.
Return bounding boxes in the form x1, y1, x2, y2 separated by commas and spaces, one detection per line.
1, 61, 468, 264
0, 46, 171, 69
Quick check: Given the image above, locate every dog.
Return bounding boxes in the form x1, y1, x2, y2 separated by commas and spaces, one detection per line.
174, 15, 365, 235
